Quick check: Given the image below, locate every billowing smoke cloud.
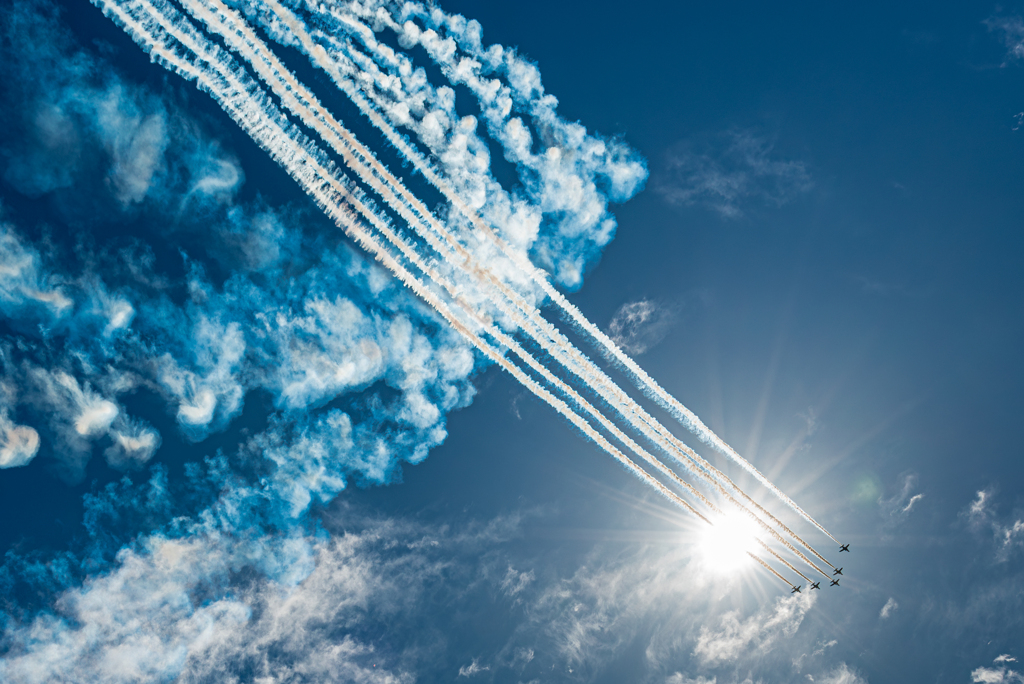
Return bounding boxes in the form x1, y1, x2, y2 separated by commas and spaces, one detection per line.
608, 298, 677, 355
0, 0, 480, 487
0, 2, 240, 212
240, 0, 647, 289
0, 408, 40, 470
0, 0, 623, 672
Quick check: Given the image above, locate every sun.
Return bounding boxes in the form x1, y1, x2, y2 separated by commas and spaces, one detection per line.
696, 509, 761, 574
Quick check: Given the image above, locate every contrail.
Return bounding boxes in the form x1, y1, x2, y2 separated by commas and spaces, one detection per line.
756, 539, 812, 584
326, 0, 840, 545
186, 0, 835, 579
180, 0, 835, 581
221, 0, 836, 575
165, 0, 730, 522
92, 0, 721, 528
747, 552, 794, 589
98, 0, 835, 586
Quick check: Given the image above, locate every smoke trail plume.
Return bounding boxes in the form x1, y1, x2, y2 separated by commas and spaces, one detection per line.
93, 0, 835, 586
226, 0, 836, 570
92, 0, 723, 530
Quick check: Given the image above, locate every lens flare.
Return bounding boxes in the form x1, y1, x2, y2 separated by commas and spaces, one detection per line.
697, 511, 760, 573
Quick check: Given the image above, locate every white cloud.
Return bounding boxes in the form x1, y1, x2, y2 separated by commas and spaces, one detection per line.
657, 130, 812, 218
879, 598, 898, 619
458, 659, 490, 677
104, 416, 162, 470
797, 407, 820, 436
985, 15, 1024, 64
970, 490, 991, 519
0, 411, 40, 469
694, 593, 814, 666
500, 564, 535, 600
96, 91, 169, 206
972, 654, 1024, 683
608, 299, 676, 355
511, 648, 534, 667
666, 675, 716, 684
902, 494, 924, 514
962, 489, 1024, 561
0, 222, 73, 318
879, 472, 924, 528
974, 668, 1008, 683
1001, 520, 1024, 551
819, 663, 867, 684
0, 506, 528, 684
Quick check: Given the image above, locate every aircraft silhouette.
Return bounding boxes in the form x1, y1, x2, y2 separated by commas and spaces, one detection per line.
791, 585, 802, 593
834, 567, 843, 576
839, 544, 850, 552
830, 579, 840, 587
810, 582, 820, 590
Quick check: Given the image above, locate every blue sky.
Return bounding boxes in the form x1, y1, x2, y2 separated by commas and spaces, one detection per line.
1, 0, 1023, 682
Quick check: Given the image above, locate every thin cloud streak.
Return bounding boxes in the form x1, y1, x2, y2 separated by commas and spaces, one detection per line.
657, 130, 812, 219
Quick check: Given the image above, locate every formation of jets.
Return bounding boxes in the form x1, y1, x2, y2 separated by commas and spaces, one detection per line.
789, 545, 850, 594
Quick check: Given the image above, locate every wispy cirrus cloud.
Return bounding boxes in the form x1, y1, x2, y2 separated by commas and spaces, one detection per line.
818, 662, 869, 684
0, 495, 528, 683
487, 538, 859, 682
693, 592, 813, 666
972, 654, 1024, 683
608, 298, 677, 355
457, 659, 490, 677
878, 472, 925, 531
656, 130, 812, 219
0, 406, 39, 470
963, 488, 1024, 562
985, 14, 1024, 64
666, 675, 717, 684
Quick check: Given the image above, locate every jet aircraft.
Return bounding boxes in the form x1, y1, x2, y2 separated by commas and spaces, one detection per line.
810, 582, 820, 590
791, 585, 802, 594
834, 567, 843, 576
840, 544, 850, 552
830, 579, 840, 587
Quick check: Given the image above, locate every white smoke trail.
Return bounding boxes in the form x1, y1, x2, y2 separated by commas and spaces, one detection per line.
143, 0, 724, 522
92, 0, 716, 527
747, 552, 793, 589
99, 0, 829, 588
191, 0, 840, 579
313, 0, 838, 545
384, 2, 840, 546
181, 0, 742, 513
757, 539, 812, 584
233, 0, 838, 566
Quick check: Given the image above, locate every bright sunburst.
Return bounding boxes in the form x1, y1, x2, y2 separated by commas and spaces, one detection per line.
697, 510, 760, 574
